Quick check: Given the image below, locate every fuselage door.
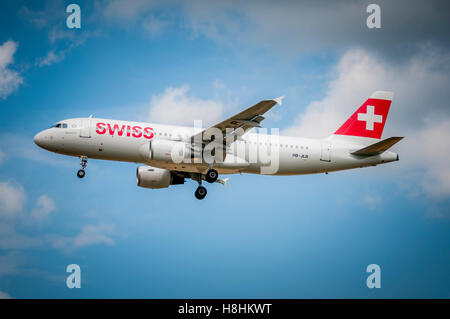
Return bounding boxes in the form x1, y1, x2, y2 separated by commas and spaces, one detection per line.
320, 141, 331, 162
80, 116, 92, 138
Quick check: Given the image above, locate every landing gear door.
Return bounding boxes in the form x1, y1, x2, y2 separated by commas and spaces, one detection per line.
320, 141, 331, 162
80, 116, 92, 138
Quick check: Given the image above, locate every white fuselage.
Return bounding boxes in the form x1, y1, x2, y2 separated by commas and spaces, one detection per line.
33, 117, 398, 176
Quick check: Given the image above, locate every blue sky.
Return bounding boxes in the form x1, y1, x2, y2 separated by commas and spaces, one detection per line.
0, 0, 449, 298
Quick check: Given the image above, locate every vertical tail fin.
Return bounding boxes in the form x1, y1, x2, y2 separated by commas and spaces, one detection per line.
334, 91, 393, 139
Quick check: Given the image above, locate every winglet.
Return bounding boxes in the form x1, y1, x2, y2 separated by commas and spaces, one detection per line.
273, 96, 285, 106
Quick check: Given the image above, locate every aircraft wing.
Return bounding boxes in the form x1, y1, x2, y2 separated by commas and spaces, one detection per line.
191, 96, 284, 142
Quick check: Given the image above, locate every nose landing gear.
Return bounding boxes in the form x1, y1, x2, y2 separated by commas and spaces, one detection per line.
77, 156, 88, 178
77, 169, 85, 178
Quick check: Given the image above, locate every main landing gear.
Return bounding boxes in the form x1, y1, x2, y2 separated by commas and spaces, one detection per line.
193, 173, 207, 200
193, 168, 223, 200
195, 185, 207, 200
77, 156, 88, 178
205, 168, 218, 183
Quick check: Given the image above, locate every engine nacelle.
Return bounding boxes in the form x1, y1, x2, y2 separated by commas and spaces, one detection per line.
136, 166, 184, 189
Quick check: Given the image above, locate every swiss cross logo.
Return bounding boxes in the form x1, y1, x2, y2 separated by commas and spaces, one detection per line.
334, 97, 392, 139
357, 105, 383, 131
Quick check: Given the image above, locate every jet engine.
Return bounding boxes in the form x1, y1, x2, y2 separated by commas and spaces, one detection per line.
136, 166, 184, 189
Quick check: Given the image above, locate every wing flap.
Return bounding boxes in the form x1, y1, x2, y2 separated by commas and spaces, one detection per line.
351, 136, 404, 156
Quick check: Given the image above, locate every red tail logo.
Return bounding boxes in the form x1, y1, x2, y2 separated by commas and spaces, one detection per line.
334, 91, 393, 139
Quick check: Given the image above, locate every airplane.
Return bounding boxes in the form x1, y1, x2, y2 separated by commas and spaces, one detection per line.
33, 91, 403, 200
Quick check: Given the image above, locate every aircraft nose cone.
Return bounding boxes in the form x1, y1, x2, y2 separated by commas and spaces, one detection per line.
33, 132, 45, 147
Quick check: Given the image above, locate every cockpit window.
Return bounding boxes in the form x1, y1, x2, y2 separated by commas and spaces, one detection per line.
51, 123, 68, 128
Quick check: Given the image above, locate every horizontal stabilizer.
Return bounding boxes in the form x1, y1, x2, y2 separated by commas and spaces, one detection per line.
351, 137, 404, 156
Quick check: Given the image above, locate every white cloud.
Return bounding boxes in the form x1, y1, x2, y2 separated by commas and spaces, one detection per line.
0, 147, 4, 164
0, 181, 113, 251
37, 50, 64, 67
0, 41, 18, 69
0, 291, 12, 299
282, 49, 388, 138
0, 182, 26, 219
149, 85, 223, 126
37, 32, 91, 67
31, 195, 56, 222
410, 120, 450, 197
282, 47, 450, 197
0, 40, 23, 99
72, 223, 114, 249
51, 223, 115, 251
282, 47, 450, 139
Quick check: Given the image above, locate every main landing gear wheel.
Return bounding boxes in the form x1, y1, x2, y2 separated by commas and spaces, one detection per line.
77, 169, 85, 178
205, 169, 218, 183
195, 186, 207, 200
77, 156, 88, 178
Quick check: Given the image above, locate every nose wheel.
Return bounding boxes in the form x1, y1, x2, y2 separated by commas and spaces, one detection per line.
77, 169, 85, 178
77, 156, 88, 179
